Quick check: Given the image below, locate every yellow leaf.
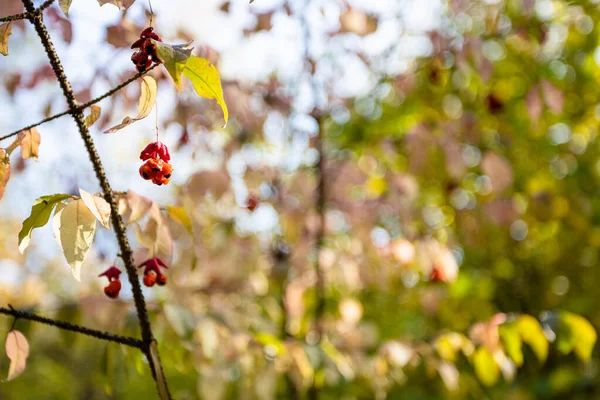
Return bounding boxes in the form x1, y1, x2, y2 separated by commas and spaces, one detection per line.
473, 347, 500, 387
154, 40, 192, 89
104, 76, 157, 134
0, 148, 10, 201
183, 56, 229, 127
0, 22, 12, 56
84, 105, 102, 128
59, 0, 72, 17
55, 199, 97, 281
79, 188, 111, 229
559, 311, 597, 362
19, 128, 41, 160
517, 315, 548, 363
4, 330, 29, 381
166, 205, 192, 233
499, 321, 523, 367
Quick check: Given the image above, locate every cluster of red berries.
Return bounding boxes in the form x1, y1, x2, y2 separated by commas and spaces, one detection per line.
99, 257, 169, 299
131, 27, 163, 73
139, 257, 168, 287
139, 141, 173, 186
99, 266, 122, 299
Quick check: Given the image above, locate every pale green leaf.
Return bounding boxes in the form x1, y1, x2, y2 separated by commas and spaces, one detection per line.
18, 194, 71, 253
153, 40, 193, 89
499, 321, 523, 367
473, 347, 500, 387
55, 199, 97, 281
517, 315, 548, 363
0, 149, 10, 201
0, 22, 12, 56
183, 55, 229, 127
59, 0, 72, 17
4, 330, 29, 382
79, 188, 111, 229
104, 76, 157, 134
84, 105, 102, 128
148, 340, 170, 400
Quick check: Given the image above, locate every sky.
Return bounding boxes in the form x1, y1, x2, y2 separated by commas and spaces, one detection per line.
0, 0, 444, 290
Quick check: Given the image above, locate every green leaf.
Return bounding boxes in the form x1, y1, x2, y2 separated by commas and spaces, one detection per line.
0, 22, 12, 56
183, 55, 229, 127
558, 312, 597, 361
473, 347, 500, 387
517, 315, 548, 363
499, 321, 523, 366
153, 40, 192, 89
0, 149, 10, 201
59, 0, 72, 17
18, 194, 71, 253
53, 199, 97, 281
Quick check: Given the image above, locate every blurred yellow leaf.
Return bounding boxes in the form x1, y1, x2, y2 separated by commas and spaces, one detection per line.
558, 312, 597, 362
84, 105, 102, 128
499, 321, 523, 366
104, 76, 156, 133
183, 56, 229, 127
166, 205, 193, 234
473, 347, 500, 387
517, 315, 548, 363
0, 148, 10, 201
18, 128, 41, 160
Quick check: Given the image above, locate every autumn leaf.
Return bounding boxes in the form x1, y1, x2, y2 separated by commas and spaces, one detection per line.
153, 40, 193, 89
166, 205, 193, 234
97, 0, 136, 10
0, 149, 10, 201
19, 128, 41, 160
18, 194, 71, 253
84, 105, 102, 128
183, 56, 229, 127
79, 188, 111, 229
4, 331, 29, 381
59, 0, 72, 17
473, 347, 500, 387
53, 199, 97, 281
104, 76, 157, 134
127, 190, 153, 224
0, 22, 12, 56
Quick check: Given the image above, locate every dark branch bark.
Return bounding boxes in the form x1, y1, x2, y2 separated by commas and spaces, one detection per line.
0, 65, 158, 143
0, 306, 143, 348
0, 0, 55, 23
20, 0, 171, 397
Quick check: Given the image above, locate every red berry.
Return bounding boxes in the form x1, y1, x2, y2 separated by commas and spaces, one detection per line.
140, 141, 171, 162
143, 272, 157, 287
156, 273, 167, 286
140, 26, 154, 39
104, 279, 122, 299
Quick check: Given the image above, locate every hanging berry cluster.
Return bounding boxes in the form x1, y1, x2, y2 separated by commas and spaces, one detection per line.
99, 266, 122, 299
139, 141, 173, 186
131, 27, 163, 73
139, 257, 168, 287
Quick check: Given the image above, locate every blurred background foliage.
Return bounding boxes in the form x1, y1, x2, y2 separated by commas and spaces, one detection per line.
1, 0, 600, 398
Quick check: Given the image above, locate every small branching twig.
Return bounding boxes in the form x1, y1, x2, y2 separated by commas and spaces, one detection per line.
0, 0, 55, 23
0, 306, 143, 348
0, 65, 158, 143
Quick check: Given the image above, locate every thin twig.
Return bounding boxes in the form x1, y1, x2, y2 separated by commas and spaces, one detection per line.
0, 65, 158, 143
0, 306, 143, 348
0, 0, 55, 23
21, 0, 171, 397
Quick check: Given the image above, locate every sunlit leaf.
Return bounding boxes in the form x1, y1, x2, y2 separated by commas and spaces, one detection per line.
97, 0, 136, 10
59, 0, 72, 17
0, 22, 12, 56
84, 105, 102, 128
79, 188, 111, 229
18, 128, 41, 160
4, 330, 29, 381
54, 199, 97, 281
166, 205, 193, 234
557, 312, 597, 362
104, 76, 157, 133
517, 315, 548, 363
18, 193, 71, 253
473, 347, 500, 387
183, 55, 229, 127
126, 190, 153, 224
153, 40, 192, 89
499, 321, 523, 367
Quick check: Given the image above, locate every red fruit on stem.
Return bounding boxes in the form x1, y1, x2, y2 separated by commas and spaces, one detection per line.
140, 141, 171, 162
138, 257, 169, 276
143, 272, 157, 287
140, 26, 154, 39
104, 279, 122, 299
156, 273, 167, 286
99, 266, 122, 282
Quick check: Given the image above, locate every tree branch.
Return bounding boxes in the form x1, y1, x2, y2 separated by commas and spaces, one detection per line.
0, 306, 143, 348
21, 0, 171, 398
0, 65, 158, 143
